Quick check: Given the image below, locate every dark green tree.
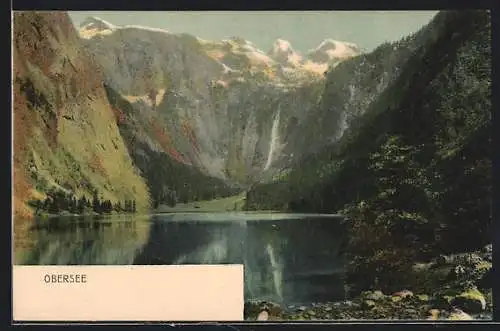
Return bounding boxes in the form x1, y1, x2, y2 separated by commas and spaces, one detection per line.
114, 200, 122, 212
77, 196, 87, 214
92, 191, 101, 213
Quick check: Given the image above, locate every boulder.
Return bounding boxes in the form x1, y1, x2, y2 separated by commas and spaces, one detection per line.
361, 300, 376, 310
391, 296, 402, 303
256, 310, 269, 321
450, 288, 487, 314
427, 309, 440, 320
448, 309, 473, 321
416, 294, 430, 302
362, 290, 386, 301
432, 293, 455, 309
306, 310, 316, 317
392, 290, 414, 300
244, 300, 282, 319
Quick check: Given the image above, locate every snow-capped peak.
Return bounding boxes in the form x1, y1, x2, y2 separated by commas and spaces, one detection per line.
306, 39, 360, 63
268, 38, 302, 67
79, 16, 117, 31
78, 16, 118, 39
312, 39, 359, 53
78, 16, 172, 39
273, 38, 294, 52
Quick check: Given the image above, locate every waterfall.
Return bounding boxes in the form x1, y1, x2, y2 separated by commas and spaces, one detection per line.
334, 110, 348, 141
264, 108, 281, 171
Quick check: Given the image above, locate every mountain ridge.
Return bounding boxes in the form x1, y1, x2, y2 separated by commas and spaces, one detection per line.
13, 11, 152, 218
77, 16, 344, 193
244, 9, 491, 293
79, 16, 361, 75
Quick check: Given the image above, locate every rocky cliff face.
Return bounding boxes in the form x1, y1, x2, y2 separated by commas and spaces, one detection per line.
13, 12, 151, 217
79, 18, 360, 185
295, 25, 433, 156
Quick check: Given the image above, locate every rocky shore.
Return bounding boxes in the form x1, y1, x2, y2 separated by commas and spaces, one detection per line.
245, 245, 493, 321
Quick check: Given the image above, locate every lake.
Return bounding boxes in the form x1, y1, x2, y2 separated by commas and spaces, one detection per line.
14, 212, 347, 306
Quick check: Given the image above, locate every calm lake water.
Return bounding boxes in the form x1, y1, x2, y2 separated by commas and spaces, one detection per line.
14, 213, 347, 305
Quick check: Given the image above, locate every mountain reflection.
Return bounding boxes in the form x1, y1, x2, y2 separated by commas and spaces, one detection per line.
17, 216, 151, 265
15, 213, 347, 305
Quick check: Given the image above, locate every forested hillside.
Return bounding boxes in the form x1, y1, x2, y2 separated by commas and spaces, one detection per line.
245, 10, 492, 292
104, 84, 241, 208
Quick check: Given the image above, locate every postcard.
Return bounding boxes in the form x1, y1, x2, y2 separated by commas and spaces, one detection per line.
12, 10, 492, 322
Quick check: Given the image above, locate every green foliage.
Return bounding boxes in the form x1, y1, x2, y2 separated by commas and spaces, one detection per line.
103, 84, 241, 208
31, 188, 138, 216
245, 10, 491, 293
130, 146, 240, 208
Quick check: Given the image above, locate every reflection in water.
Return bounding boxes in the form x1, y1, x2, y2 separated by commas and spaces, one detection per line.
266, 243, 283, 301
15, 213, 346, 305
16, 216, 151, 265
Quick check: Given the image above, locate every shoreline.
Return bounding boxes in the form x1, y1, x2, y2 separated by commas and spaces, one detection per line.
244, 288, 493, 321
244, 245, 493, 321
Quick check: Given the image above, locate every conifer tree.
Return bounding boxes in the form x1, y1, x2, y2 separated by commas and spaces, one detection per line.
92, 191, 100, 213
77, 196, 86, 214
114, 201, 122, 212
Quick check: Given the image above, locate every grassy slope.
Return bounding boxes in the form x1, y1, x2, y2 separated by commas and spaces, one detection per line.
13, 12, 151, 218
157, 192, 248, 213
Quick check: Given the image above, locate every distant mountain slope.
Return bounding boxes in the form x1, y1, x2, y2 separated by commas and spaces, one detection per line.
246, 10, 491, 254
103, 84, 241, 208
13, 11, 151, 217
78, 18, 353, 185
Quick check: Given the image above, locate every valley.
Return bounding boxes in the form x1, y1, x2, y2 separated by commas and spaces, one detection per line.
12, 10, 493, 321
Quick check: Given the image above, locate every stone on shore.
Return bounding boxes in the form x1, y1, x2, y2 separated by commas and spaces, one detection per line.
450, 287, 487, 314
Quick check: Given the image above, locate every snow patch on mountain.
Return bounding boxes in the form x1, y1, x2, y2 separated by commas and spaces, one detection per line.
265, 38, 360, 75
78, 16, 171, 39
201, 38, 276, 70
79, 17, 117, 39
306, 39, 360, 64
122, 88, 167, 108
119, 25, 171, 34
268, 38, 303, 67
80, 16, 117, 30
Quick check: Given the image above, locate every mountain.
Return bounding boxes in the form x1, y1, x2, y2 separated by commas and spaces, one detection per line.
245, 10, 491, 292
77, 18, 357, 195
306, 39, 360, 65
13, 10, 492, 318
267, 38, 303, 67
12, 12, 240, 217
13, 13, 360, 216
12, 11, 151, 218
78, 16, 118, 38
244, 11, 441, 209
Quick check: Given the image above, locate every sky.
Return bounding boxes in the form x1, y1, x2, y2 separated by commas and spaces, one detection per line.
69, 11, 438, 53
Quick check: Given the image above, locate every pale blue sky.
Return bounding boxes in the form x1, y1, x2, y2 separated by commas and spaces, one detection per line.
69, 11, 438, 53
